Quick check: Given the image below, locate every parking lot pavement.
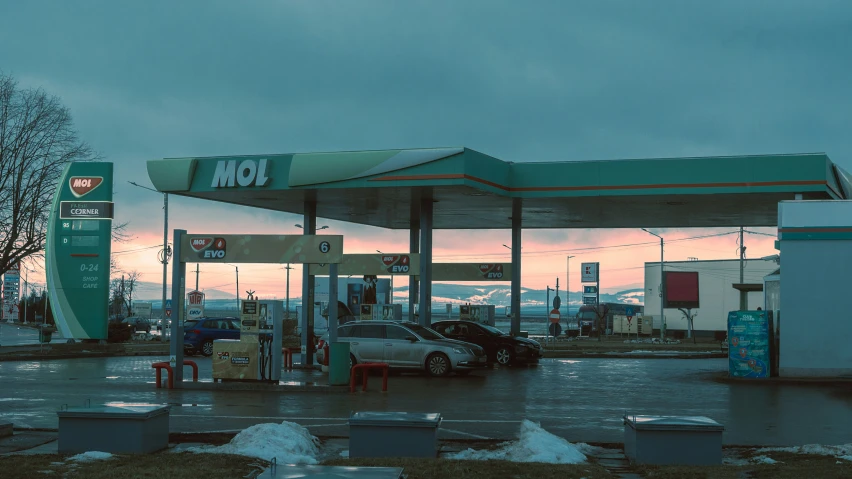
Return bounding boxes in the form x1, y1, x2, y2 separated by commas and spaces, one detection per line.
1, 356, 850, 446
0, 323, 40, 347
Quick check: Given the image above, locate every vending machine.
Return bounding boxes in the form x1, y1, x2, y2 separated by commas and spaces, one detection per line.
213, 297, 283, 382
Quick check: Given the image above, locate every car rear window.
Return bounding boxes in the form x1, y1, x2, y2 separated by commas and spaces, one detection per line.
184, 320, 198, 329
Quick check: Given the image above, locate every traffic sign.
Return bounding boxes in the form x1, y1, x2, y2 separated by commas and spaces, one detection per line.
165, 309, 172, 318
549, 308, 561, 324
584, 285, 598, 294
626, 306, 635, 317
165, 300, 172, 309
553, 295, 561, 310
583, 296, 597, 305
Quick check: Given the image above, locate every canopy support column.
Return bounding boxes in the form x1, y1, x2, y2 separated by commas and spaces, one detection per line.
170, 229, 187, 386
511, 199, 522, 337
409, 207, 420, 323
300, 202, 316, 366
418, 197, 433, 326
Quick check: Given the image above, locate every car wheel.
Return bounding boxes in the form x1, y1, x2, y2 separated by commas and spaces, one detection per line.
201, 340, 214, 357
496, 346, 514, 366
426, 353, 451, 377
349, 353, 357, 369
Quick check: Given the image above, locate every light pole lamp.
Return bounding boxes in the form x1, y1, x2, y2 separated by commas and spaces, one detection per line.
642, 228, 665, 340
129, 181, 170, 341
296, 224, 329, 231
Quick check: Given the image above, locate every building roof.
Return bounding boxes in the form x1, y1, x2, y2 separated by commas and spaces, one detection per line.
147, 148, 850, 229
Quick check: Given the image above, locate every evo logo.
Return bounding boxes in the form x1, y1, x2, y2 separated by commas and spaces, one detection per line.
189, 237, 227, 259
211, 159, 271, 188
69, 177, 104, 198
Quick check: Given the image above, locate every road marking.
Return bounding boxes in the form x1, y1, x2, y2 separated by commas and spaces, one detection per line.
170, 414, 522, 424
441, 428, 492, 440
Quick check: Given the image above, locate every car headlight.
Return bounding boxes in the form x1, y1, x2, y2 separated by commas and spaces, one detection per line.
452, 347, 470, 355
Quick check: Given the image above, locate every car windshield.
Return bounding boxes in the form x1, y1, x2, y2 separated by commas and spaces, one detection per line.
404, 323, 443, 340
478, 324, 507, 336
183, 320, 198, 329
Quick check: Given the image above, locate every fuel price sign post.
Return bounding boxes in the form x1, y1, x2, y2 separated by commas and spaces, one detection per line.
46, 162, 114, 340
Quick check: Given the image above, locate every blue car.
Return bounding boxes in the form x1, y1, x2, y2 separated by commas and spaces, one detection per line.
183, 317, 240, 356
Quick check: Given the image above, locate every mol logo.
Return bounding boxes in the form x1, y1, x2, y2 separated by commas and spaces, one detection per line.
189, 237, 227, 259
211, 159, 271, 188
69, 177, 104, 198
479, 264, 504, 280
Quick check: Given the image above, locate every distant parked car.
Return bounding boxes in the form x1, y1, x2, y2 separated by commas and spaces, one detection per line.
154, 318, 171, 331
122, 317, 151, 333
183, 317, 240, 356
316, 320, 488, 377
431, 320, 543, 366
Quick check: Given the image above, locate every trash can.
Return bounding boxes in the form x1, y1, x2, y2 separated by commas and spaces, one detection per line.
57, 404, 170, 454
38, 325, 55, 343
349, 412, 442, 458
623, 415, 724, 465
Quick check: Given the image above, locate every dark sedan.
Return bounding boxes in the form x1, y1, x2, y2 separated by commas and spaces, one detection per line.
432, 320, 543, 366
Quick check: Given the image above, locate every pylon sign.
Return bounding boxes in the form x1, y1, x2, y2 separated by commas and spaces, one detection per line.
46, 162, 114, 339
187, 290, 205, 320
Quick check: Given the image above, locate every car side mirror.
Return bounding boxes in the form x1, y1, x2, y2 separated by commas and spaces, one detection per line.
405, 336, 418, 342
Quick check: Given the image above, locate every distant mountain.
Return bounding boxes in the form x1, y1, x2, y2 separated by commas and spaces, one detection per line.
130, 281, 236, 301
133, 282, 644, 310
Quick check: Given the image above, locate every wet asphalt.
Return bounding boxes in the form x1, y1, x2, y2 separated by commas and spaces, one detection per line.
0, 323, 40, 347
1, 355, 850, 446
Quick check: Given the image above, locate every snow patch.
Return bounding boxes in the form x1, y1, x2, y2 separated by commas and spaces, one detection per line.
751, 455, 778, 464
339, 450, 349, 458
757, 444, 852, 459
188, 421, 319, 464
448, 420, 586, 464
67, 451, 114, 462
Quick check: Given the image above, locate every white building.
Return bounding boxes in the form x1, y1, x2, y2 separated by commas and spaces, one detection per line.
643, 259, 779, 336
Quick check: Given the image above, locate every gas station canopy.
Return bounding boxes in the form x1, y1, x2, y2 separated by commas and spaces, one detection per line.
147, 148, 851, 229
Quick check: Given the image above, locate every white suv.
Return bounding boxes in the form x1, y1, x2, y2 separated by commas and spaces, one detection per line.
318, 321, 488, 377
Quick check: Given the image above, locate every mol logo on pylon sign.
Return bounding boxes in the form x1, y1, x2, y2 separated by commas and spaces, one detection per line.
69, 177, 104, 198
190, 237, 227, 259
479, 264, 504, 280
382, 255, 410, 274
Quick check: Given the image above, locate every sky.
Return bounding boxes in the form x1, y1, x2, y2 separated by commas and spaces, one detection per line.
2, 1, 850, 299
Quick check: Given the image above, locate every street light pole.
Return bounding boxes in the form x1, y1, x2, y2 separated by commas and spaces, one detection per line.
566, 255, 574, 317
642, 228, 665, 340
129, 181, 170, 342
284, 264, 294, 319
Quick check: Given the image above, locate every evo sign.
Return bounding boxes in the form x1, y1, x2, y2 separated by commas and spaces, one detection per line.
211, 159, 271, 188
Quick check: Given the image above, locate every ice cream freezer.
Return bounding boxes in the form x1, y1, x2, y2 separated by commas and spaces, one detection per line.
623, 415, 724, 465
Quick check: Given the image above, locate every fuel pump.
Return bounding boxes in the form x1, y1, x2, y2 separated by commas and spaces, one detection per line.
212, 294, 283, 382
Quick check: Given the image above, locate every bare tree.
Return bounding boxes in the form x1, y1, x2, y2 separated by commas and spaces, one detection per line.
110, 270, 142, 317
0, 72, 97, 276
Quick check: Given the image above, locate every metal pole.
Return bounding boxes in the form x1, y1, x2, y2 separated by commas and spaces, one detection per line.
418, 197, 434, 327
195, 264, 199, 291
567, 256, 573, 318
235, 266, 239, 308
660, 237, 664, 340
739, 226, 746, 310
161, 193, 168, 342
510, 198, 522, 337
24, 269, 28, 324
